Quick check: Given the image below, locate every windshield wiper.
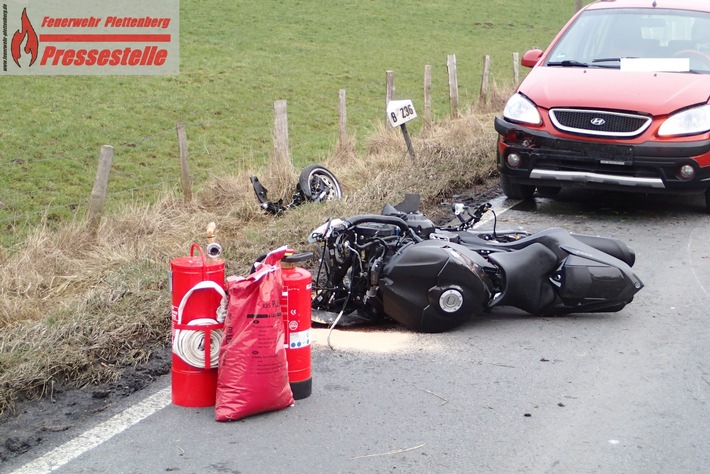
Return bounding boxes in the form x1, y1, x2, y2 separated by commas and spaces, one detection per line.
547, 60, 589, 67
588, 57, 628, 69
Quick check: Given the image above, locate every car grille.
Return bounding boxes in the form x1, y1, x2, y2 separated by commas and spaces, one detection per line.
549, 109, 652, 138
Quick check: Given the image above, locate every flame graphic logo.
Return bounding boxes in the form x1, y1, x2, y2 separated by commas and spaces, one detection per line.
11, 8, 39, 68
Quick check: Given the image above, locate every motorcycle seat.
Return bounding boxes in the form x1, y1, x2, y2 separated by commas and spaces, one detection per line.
487, 242, 558, 314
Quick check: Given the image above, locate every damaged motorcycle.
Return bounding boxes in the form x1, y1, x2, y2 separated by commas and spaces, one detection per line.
308, 194, 644, 333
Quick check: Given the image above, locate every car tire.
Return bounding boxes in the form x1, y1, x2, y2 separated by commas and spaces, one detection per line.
537, 186, 562, 197
705, 188, 710, 214
501, 174, 535, 200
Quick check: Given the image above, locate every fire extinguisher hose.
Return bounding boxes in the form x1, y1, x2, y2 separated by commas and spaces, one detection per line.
173, 318, 223, 368
173, 280, 227, 369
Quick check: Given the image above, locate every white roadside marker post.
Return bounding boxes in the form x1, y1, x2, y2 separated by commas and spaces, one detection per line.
387, 99, 417, 159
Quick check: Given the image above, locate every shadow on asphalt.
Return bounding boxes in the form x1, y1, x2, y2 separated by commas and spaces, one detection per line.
511, 188, 707, 217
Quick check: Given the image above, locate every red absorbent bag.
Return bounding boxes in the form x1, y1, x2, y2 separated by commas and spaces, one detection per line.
215, 246, 294, 421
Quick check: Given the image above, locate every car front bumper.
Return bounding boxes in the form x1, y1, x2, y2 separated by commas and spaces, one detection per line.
495, 116, 710, 194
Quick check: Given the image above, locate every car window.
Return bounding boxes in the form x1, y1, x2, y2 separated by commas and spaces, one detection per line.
545, 8, 710, 73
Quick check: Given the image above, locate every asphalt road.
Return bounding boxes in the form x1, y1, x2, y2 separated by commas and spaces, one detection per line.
5, 188, 710, 474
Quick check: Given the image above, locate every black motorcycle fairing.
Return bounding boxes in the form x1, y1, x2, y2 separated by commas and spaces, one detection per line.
568, 234, 636, 267
486, 242, 559, 313
381, 193, 637, 268
380, 240, 494, 332
556, 254, 641, 306
487, 231, 644, 314
453, 227, 636, 268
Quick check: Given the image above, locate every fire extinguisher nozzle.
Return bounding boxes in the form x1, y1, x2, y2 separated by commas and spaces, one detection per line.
206, 242, 223, 259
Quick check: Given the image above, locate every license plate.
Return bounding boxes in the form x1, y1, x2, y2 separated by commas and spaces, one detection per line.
593, 144, 633, 165
558, 141, 634, 165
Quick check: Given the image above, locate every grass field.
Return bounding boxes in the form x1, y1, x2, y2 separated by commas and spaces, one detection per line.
0, 0, 576, 247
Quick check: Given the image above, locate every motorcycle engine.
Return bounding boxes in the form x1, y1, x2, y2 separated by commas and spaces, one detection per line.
315, 222, 403, 321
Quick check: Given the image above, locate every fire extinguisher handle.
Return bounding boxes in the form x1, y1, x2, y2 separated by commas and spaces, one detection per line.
282, 251, 314, 263
190, 243, 207, 264
190, 243, 212, 281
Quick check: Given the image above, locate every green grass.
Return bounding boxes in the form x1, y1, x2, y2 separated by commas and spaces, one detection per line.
0, 0, 577, 246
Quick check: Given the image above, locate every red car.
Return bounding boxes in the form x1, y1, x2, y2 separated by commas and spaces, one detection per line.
496, 0, 710, 210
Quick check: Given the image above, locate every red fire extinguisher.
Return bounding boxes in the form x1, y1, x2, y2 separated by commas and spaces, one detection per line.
280, 252, 313, 400
170, 243, 227, 407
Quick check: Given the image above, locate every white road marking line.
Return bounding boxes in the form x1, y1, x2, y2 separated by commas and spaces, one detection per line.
474, 196, 518, 228
11, 388, 172, 473
687, 226, 709, 298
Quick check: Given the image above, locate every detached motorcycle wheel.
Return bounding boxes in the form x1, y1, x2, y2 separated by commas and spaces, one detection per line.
298, 164, 343, 202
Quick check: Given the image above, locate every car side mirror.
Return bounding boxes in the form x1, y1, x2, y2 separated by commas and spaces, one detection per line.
521, 49, 544, 68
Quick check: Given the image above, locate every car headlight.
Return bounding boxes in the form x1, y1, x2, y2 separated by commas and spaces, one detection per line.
503, 93, 542, 126
658, 104, 710, 137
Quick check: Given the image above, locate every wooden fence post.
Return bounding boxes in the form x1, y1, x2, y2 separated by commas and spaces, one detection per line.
480, 55, 491, 105
273, 99, 291, 168
87, 145, 113, 236
386, 70, 395, 128
446, 54, 459, 118
338, 89, 348, 147
176, 123, 192, 203
423, 64, 432, 130
513, 52, 520, 86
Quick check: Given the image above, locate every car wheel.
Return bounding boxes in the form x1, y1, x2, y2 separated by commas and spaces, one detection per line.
537, 186, 562, 197
501, 174, 535, 200
705, 188, 710, 214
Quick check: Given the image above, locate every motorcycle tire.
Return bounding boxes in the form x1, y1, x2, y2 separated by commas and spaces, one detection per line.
298, 164, 343, 202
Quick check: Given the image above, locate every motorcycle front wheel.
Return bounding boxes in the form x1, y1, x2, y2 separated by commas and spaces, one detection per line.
298, 164, 343, 202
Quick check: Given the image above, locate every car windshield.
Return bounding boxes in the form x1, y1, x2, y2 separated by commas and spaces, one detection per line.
546, 8, 710, 73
